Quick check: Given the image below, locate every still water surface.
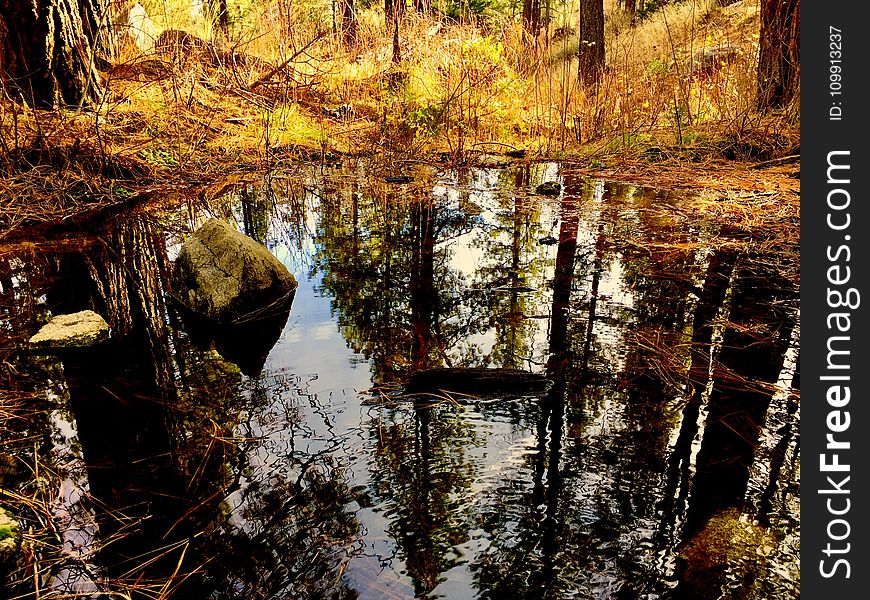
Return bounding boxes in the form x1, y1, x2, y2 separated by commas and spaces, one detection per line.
2, 162, 799, 599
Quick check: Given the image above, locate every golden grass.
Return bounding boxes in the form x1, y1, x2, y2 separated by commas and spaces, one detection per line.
0, 0, 797, 233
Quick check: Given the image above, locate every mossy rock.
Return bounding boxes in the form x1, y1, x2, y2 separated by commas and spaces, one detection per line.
171, 219, 298, 325
678, 508, 776, 599
535, 181, 562, 196
0, 507, 21, 565
29, 310, 110, 350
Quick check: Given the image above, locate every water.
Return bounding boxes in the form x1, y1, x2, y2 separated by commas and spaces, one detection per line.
0, 162, 799, 599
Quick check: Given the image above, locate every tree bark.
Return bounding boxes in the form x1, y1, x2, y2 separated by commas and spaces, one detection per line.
757, 0, 800, 110
341, 0, 358, 45
577, 0, 604, 86
0, 0, 104, 107
392, 12, 401, 64
386, 0, 404, 22
522, 0, 541, 41
215, 0, 229, 38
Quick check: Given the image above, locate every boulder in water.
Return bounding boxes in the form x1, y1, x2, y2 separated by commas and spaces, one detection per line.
535, 181, 562, 196
170, 218, 297, 326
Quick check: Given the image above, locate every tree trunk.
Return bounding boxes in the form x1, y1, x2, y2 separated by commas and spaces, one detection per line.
522, 0, 541, 40
216, 0, 229, 38
757, 0, 799, 110
341, 0, 358, 45
0, 0, 104, 107
577, 0, 605, 86
386, 0, 404, 22
392, 12, 401, 64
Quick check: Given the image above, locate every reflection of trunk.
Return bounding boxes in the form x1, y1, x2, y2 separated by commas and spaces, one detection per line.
746, 337, 800, 519
501, 193, 527, 369
532, 194, 579, 557
352, 186, 360, 258
404, 401, 440, 594
410, 197, 437, 368
84, 217, 175, 388
40, 218, 209, 590
45, 217, 175, 389
656, 250, 736, 545
578, 221, 606, 376
40, 217, 239, 594
240, 186, 270, 245
501, 167, 532, 368
546, 199, 578, 371
684, 263, 796, 535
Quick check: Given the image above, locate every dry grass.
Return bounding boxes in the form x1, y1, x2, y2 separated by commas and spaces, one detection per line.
0, 2, 797, 229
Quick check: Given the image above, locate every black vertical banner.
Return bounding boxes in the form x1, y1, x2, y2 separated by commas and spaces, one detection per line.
802, 1, 869, 597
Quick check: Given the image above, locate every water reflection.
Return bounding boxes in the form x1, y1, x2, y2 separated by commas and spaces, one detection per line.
1, 161, 799, 599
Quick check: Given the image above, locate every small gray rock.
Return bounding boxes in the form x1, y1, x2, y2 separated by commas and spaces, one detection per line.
29, 310, 110, 349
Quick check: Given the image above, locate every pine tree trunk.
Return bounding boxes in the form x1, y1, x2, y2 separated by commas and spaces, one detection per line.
341, 0, 358, 45
0, 0, 104, 108
217, 0, 229, 37
757, 0, 800, 110
577, 0, 604, 86
522, 0, 541, 40
386, 0, 404, 22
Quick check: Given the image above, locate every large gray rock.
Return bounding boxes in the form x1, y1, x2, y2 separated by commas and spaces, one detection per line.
29, 310, 110, 349
171, 219, 297, 324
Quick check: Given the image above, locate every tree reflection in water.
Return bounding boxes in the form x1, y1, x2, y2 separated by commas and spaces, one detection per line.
1, 163, 799, 599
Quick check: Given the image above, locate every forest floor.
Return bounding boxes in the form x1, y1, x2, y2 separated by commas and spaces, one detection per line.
0, 0, 800, 323
0, 1, 798, 240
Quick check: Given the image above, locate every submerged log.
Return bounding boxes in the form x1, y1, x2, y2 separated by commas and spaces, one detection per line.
405, 368, 552, 396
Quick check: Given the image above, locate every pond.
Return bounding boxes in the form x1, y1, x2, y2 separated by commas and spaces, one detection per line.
0, 161, 799, 599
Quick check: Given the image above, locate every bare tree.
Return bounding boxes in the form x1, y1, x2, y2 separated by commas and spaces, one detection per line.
577, 0, 604, 86
0, 0, 104, 107
757, 0, 799, 110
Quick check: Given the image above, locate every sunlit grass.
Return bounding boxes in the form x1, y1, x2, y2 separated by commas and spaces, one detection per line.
0, 0, 797, 230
